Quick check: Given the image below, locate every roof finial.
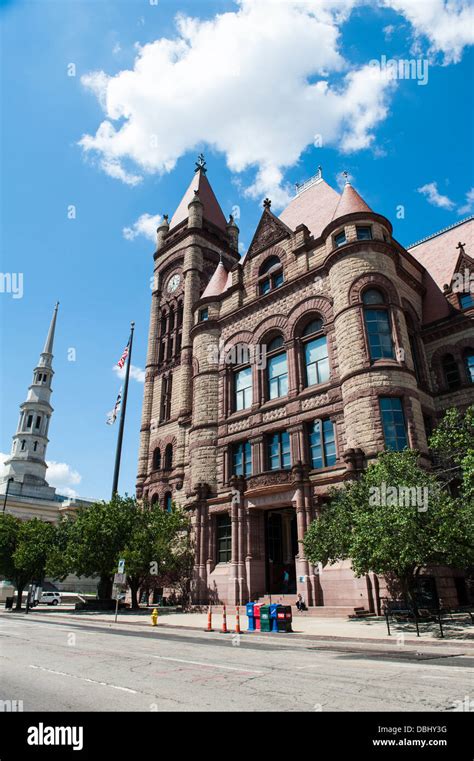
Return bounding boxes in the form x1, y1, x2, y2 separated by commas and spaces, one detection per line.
195, 153, 207, 174
263, 198, 271, 210
163, 214, 169, 223
342, 170, 349, 185
456, 241, 466, 256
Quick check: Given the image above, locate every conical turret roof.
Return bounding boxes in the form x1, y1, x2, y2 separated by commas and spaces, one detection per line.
331, 181, 372, 221
169, 167, 227, 231
202, 260, 229, 298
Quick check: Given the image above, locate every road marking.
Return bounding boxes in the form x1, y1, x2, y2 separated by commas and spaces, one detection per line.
29, 664, 137, 693
151, 655, 264, 674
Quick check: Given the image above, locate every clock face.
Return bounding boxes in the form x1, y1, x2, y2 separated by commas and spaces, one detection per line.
167, 273, 181, 293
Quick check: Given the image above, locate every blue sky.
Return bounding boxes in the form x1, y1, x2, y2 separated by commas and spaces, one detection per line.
1, 0, 473, 500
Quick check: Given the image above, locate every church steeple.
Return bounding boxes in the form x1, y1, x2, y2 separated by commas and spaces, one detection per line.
0, 303, 59, 496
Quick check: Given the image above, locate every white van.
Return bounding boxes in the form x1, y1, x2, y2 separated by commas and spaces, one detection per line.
39, 591, 61, 606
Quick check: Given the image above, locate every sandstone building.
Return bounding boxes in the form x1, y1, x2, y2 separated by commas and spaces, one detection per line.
137, 159, 474, 611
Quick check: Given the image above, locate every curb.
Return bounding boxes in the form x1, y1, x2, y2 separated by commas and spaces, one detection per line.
3, 611, 473, 651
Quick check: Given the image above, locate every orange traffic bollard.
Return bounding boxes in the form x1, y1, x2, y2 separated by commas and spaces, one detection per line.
221, 604, 228, 633
235, 605, 241, 634
205, 605, 213, 632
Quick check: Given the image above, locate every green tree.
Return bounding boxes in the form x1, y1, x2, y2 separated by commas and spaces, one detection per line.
63, 495, 138, 599
121, 501, 191, 609
303, 449, 474, 609
429, 405, 474, 499
0, 515, 56, 609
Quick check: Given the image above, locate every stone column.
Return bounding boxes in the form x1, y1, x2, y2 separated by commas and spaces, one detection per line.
292, 463, 313, 605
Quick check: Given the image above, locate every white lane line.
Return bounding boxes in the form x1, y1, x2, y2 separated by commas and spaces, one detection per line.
29, 664, 137, 693
151, 655, 264, 674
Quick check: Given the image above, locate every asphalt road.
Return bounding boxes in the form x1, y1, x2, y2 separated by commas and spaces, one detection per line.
0, 614, 472, 712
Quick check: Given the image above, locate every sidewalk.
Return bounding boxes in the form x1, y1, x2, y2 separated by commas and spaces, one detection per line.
3, 608, 473, 650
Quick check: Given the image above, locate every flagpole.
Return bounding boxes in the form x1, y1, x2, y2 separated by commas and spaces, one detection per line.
111, 321, 135, 499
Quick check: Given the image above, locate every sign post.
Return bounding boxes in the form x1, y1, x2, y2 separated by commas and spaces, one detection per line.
113, 560, 126, 623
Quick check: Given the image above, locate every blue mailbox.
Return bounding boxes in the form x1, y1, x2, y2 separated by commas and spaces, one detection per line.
270, 603, 281, 633
246, 602, 256, 631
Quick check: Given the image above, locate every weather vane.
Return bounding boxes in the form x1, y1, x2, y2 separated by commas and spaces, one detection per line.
195, 153, 207, 174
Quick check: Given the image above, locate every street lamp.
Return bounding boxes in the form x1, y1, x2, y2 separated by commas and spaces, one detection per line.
2, 478, 13, 514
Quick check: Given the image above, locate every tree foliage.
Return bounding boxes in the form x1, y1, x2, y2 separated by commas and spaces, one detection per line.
0, 514, 57, 609
429, 405, 474, 499
120, 500, 192, 609
304, 447, 474, 605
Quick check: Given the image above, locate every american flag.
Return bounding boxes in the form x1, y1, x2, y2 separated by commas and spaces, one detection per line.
117, 341, 130, 369
106, 387, 122, 425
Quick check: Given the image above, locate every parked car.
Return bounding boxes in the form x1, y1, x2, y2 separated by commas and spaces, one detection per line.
39, 591, 61, 606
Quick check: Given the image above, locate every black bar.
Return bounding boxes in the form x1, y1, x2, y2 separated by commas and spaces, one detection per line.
111, 322, 135, 499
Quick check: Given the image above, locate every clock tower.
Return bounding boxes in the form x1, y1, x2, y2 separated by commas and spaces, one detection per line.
136, 157, 240, 507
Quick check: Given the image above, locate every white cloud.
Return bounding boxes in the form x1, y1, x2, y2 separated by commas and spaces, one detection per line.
123, 213, 162, 242
458, 187, 474, 215
78, 0, 472, 203
113, 364, 146, 383
46, 462, 82, 498
417, 181, 455, 210
0, 454, 82, 499
382, 0, 474, 64
79, 0, 394, 206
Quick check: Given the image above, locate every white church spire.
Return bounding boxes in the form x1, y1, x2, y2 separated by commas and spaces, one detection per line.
0, 303, 59, 498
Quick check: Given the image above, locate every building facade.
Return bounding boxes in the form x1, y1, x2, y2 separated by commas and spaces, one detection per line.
137, 160, 474, 610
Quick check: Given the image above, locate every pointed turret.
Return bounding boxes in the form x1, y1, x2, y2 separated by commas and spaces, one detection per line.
202, 260, 229, 298
331, 177, 372, 221
169, 157, 227, 232
0, 304, 59, 496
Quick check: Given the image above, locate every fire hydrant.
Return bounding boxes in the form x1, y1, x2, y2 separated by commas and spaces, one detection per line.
151, 608, 158, 627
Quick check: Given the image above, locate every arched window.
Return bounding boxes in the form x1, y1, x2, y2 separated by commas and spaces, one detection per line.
150, 493, 159, 506
21, 440, 26, 451
442, 354, 461, 390
152, 448, 161, 470
302, 319, 329, 386
465, 350, 474, 384
164, 443, 173, 470
266, 336, 288, 400
363, 288, 394, 360
259, 256, 284, 295
164, 492, 172, 513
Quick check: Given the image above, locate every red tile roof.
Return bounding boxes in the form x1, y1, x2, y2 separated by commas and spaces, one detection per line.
279, 178, 340, 238
169, 169, 227, 231
331, 182, 372, 220
202, 261, 229, 298
407, 217, 473, 324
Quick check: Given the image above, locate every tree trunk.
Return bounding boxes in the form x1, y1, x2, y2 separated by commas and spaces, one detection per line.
129, 578, 140, 610
15, 584, 24, 610
97, 574, 112, 599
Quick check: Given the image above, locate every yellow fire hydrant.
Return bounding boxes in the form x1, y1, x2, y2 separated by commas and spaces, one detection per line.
151, 608, 158, 627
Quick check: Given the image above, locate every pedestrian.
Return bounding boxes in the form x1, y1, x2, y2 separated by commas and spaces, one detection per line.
282, 569, 289, 594
296, 593, 307, 612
